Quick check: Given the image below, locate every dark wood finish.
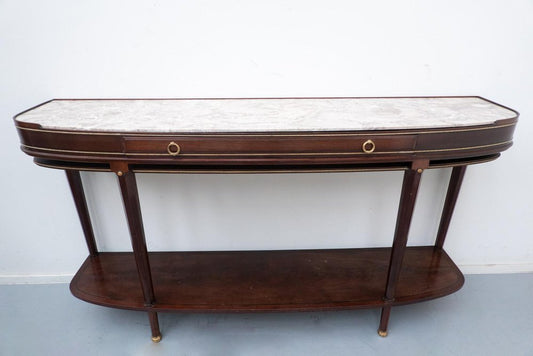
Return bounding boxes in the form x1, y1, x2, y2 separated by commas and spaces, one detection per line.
70, 247, 464, 311
14, 97, 518, 168
379, 166, 424, 335
15, 123, 516, 167
435, 166, 467, 249
148, 312, 161, 340
65, 170, 98, 256
13, 97, 518, 340
117, 170, 155, 306
32, 154, 501, 173
117, 170, 161, 337
123, 134, 417, 156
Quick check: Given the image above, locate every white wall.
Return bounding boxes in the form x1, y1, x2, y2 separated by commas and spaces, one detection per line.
1, 0, 532, 283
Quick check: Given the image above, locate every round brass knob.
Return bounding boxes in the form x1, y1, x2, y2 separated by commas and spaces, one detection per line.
167, 141, 181, 156
362, 139, 376, 153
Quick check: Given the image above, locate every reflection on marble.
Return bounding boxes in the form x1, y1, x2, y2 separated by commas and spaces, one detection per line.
16, 97, 516, 133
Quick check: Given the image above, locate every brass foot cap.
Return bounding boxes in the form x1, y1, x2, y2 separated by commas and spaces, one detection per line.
151, 335, 162, 343
378, 330, 388, 337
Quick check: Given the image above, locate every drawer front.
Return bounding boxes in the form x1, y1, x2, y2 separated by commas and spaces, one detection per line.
123, 134, 417, 157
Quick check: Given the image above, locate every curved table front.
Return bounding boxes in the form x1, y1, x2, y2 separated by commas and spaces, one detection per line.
14, 96, 518, 341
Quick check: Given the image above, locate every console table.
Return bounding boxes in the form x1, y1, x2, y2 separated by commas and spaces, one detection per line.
14, 97, 518, 342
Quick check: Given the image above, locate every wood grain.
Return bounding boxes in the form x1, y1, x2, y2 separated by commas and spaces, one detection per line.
70, 246, 464, 312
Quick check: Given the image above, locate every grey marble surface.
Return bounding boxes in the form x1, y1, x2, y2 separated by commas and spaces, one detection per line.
16, 97, 516, 133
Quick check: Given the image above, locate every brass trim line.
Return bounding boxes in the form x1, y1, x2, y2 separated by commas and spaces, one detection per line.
33, 161, 495, 173
33, 156, 499, 173
21, 140, 513, 157
34, 161, 112, 172
132, 167, 408, 174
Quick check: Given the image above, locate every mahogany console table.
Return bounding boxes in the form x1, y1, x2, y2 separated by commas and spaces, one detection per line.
14, 97, 518, 342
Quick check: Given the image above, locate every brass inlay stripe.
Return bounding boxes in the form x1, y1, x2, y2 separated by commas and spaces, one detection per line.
34, 161, 111, 172
23, 145, 127, 156
132, 167, 408, 174
34, 157, 497, 173
15, 122, 516, 137
21, 140, 512, 157
415, 140, 512, 153
34, 161, 407, 174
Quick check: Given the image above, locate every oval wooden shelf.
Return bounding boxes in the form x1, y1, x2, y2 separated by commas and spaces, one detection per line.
70, 246, 464, 312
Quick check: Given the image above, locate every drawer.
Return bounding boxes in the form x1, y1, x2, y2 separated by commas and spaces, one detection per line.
123, 134, 417, 157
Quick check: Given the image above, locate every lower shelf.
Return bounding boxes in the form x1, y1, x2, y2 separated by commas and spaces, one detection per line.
70, 246, 464, 312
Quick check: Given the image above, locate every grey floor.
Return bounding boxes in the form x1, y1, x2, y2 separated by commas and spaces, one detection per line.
1, 274, 532, 356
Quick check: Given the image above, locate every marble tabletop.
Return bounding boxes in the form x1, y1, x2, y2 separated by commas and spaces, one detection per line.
15, 97, 517, 133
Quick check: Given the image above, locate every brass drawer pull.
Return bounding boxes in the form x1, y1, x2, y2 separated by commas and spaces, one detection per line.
167, 141, 181, 156
362, 139, 376, 153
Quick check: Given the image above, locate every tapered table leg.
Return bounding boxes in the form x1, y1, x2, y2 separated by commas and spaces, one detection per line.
378, 167, 423, 336
66, 170, 98, 256
435, 166, 467, 249
149, 311, 162, 342
117, 170, 161, 341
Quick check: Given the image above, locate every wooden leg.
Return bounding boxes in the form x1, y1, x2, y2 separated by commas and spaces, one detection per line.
149, 312, 162, 342
435, 166, 467, 249
378, 167, 423, 336
117, 170, 161, 340
66, 170, 98, 256
378, 306, 392, 337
